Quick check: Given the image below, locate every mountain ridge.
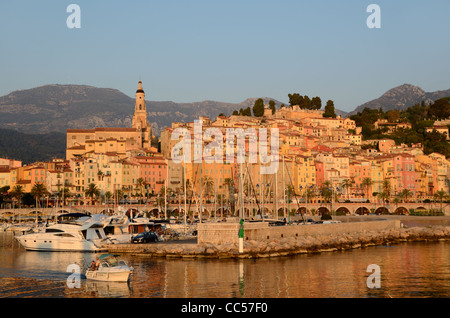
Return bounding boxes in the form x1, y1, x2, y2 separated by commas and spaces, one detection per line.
0, 85, 288, 136
350, 84, 450, 115
1, 83, 448, 137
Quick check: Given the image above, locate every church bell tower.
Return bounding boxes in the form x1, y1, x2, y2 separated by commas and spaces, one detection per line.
132, 80, 148, 131
132, 80, 152, 148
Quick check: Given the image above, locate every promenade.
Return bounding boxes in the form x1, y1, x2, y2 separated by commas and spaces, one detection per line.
1, 201, 449, 218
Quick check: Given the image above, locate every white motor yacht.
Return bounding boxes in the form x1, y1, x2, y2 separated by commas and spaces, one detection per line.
15, 220, 109, 252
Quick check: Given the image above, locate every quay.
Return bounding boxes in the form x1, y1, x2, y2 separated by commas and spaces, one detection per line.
104, 216, 450, 259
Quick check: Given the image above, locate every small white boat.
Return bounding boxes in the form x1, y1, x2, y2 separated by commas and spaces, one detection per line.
86, 254, 133, 282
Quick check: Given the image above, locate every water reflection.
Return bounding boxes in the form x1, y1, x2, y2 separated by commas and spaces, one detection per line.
0, 232, 449, 298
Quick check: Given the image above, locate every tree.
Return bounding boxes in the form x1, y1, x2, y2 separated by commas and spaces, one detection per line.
400, 189, 413, 203
57, 187, 71, 206
323, 100, 336, 118
105, 191, 113, 206
269, 100, 276, 114
311, 96, 322, 110
232, 110, 239, 116
202, 176, 214, 202
341, 179, 354, 201
135, 177, 146, 202
301, 95, 312, 109
428, 98, 450, 120
433, 190, 448, 214
386, 110, 400, 123
381, 180, 392, 202
10, 185, 25, 208
320, 181, 333, 203
223, 178, 235, 215
362, 177, 374, 202
241, 107, 252, 116
31, 182, 49, 208
252, 98, 265, 117
85, 183, 100, 205
288, 93, 303, 107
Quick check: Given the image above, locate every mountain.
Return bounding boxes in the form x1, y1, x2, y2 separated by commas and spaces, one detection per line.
351, 84, 450, 115
0, 85, 285, 136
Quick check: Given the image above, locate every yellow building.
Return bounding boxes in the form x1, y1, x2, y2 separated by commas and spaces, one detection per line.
294, 155, 316, 191
0, 167, 10, 188
66, 81, 153, 160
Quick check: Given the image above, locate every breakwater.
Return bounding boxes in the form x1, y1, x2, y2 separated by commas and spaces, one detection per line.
105, 221, 450, 259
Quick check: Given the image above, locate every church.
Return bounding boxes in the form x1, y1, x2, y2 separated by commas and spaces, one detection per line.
66, 81, 153, 160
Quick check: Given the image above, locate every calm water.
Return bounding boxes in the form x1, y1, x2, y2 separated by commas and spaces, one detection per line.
0, 232, 448, 298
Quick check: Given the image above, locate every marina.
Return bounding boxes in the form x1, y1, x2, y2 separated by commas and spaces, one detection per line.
0, 229, 449, 298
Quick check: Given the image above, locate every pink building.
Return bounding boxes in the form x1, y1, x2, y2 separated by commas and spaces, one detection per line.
132, 150, 167, 195
315, 161, 325, 186
350, 160, 371, 197
392, 153, 416, 194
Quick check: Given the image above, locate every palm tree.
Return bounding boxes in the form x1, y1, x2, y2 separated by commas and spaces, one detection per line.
31, 183, 49, 208
400, 189, 413, 203
202, 176, 214, 202
135, 177, 146, 203
377, 191, 389, 206
393, 197, 401, 213
85, 183, 100, 206
10, 185, 25, 208
433, 190, 448, 214
382, 180, 392, 202
223, 178, 235, 215
104, 191, 113, 209
362, 177, 374, 202
57, 187, 72, 206
341, 179, 353, 201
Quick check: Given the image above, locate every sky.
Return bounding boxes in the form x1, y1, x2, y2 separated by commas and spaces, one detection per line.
1, 0, 450, 112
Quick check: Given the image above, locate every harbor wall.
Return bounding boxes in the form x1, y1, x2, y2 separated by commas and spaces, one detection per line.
197, 219, 401, 245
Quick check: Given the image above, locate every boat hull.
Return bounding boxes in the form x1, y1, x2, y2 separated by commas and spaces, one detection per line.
15, 236, 106, 252
86, 268, 132, 282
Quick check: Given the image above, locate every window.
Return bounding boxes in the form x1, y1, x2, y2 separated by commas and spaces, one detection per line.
55, 233, 75, 238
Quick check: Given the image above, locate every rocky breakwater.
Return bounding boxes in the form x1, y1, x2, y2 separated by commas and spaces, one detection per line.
118, 225, 450, 259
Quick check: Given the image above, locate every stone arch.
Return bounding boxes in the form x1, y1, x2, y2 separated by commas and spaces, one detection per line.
171, 208, 180, 216
355, 206, 370, 215
317, 206, 330, 215
28, 210, 43, 215
296, 207, 308, 215
147, 208, 159, 217
375, 206, 390, 215
335, 207, 351, 216
215, 207, 226, 216
277, 207, 288, 216
394, 206, 409, 215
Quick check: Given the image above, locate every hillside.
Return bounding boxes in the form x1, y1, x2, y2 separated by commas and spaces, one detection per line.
0, 129, 66, 164
351, 84, 450, 115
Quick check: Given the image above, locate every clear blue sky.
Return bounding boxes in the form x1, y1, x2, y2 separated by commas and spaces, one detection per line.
1, 0, 449, 112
